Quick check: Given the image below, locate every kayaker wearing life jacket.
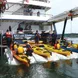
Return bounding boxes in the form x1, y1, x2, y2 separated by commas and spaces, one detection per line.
17, 45, 24, 55
54, 41, 60, 49
6, 29, 12, 47
24, 41, 33, 56
14, 43, 17, 50
16, 44, 30, 63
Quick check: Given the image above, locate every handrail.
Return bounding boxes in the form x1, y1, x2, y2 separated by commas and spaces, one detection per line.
4, 10, 52, 17
33, 0, 50, 3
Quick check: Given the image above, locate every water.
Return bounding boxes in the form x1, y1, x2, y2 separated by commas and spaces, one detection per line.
0, 59, 78, 78
65, 37, 78, 44
0, 38, 78, 78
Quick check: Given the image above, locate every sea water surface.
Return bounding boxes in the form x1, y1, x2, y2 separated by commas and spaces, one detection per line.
0, 38, 78, 78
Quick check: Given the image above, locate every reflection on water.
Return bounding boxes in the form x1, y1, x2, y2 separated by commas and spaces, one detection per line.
0, 59, 78, 78
43, 59, 78, 78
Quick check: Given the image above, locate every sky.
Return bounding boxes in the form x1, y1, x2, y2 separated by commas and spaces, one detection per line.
47, 0, 78, 34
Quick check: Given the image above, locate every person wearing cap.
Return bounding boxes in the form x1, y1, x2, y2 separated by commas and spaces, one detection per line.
24, 41, 33, 56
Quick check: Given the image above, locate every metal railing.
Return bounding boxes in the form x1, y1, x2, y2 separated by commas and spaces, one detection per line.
4, 10, 52, 17
33, 0, 50, 3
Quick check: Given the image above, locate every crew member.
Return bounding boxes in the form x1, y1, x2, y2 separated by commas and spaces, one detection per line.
17, 24, 23, 33
6, 30, 12, 47
41, 31, 45, 43
35, 30, 41, 44
51, 31, 57, 46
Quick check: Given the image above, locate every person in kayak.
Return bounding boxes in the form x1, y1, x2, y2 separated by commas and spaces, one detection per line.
16, 44, 30, 63
17, 44, 24, 55
54, 41, 60, 49
13, 42, 18, 52
24, 41, 33, 56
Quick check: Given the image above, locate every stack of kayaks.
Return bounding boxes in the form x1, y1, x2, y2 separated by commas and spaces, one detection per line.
22, 40, 43, 44
11, 48, 30, 67
44, 44, 71, 56
28, 40, 43, 44
32, 46, 51, 58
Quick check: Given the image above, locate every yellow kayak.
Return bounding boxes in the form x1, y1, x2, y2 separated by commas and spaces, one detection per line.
23, 40, 43, 44
11, 48, 30, 67
72, 44, 78, 49
44, 44, 71, 56
32, 47, 51, 58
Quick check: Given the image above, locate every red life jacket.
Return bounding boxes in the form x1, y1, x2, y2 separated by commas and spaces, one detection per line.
6, 32, 12, 38
54, 44, 57, 49
0, 0, 6, 8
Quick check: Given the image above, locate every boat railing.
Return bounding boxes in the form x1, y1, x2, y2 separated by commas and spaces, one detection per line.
12, 30, 34, 34
14, 12, 52, 17
4, 10, 52, 17
12, 30, 50, 34
23, 12, 52, 17
33, 0, 50, 3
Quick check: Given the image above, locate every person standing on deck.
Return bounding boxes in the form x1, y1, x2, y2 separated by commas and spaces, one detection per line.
41, 31, 45, 43
17, 24, 23, 33
5, 30, 12, 47
34, 30, 41, 44
51, 30, 57, 46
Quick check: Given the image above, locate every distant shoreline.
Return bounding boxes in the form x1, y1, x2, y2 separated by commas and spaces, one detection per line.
64, 33, 78, 37
57, 33, 78, 38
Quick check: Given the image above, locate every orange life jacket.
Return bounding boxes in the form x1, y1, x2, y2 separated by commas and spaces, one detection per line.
0, 0, 6, 7
54, 44, 57, 49
6, 32, 12, 38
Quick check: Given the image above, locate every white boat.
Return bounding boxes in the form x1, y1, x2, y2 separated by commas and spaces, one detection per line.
0, 0, 51, 33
